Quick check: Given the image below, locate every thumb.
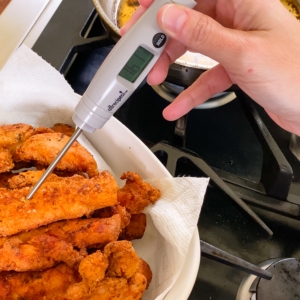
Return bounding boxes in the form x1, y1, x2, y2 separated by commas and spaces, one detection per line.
157, 4, 245, 65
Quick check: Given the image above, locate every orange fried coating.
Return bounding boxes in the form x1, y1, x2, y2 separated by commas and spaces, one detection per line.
43, 214, 121, 249
0, 123, 52, 152
66, 241, 147, 300
118, 171, 161, 214
0, 234, 85, 272
51, 123, 75, 136
0, 147, 14, 173
0, 173, 14, 188
0, 263, 81, 300
104, 241, 140, 279
92, 204, 131, 230
0, 215, 121, 272
7, 170, 62, 189
119, 213, 146, 241
86, 274, 147, 300
0, 214, 121, 249
0, 123, 34, 150
0, 171, 118, 236
14, 132, 99, 177
137, 258, 152, 289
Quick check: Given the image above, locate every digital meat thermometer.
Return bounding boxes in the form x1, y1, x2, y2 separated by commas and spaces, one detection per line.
26, 0, 197, 199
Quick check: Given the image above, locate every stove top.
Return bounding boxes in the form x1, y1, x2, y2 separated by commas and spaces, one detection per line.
32, 0, 300, 298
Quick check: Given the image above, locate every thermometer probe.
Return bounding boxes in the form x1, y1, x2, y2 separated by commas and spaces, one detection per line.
26, 0, 197, 199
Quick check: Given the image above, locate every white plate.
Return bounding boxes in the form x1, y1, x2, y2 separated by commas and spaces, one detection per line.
84, 116, 200, 300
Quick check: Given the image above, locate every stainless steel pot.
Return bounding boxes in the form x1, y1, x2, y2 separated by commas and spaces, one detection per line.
92, 0, 214, 87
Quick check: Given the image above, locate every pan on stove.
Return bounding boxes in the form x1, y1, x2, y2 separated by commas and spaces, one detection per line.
92, 0, 218, 88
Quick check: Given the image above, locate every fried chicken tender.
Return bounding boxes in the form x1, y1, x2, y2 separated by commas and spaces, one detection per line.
87, 274, 147, 300
0, 123, 52, 152
0, 171, 118, 236
104, 240, 140, 278
0, 215, 121, 271
119, 213, 146, 241
92, 204, 131, 230
0, 123, 34, 150
0, 234, 85, 272
51, 123, 75, 136
0, 214, 121, 249
0, 263, 81, 300
0, 147, 13, 173
137, 258, 152, 289
66, 241, 147, 300
7, 170, 60, 189
118, 171, 161, 214
14, 132, 98, 177
0, 173, 14, 188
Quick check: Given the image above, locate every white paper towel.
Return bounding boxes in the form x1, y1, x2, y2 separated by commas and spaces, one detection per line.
0, 45, 209, 300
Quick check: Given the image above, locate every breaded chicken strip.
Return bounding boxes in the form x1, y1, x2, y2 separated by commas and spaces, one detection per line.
0, 234, 85, 272
118, 172, 161, 214
0, 173, 14, 188
7, 170, 67, 189
0, 214, 121, 249
66, 241, 147, 300
0, 263, 81, 300
0, 123, 52, 152
104, 241, 140, 279
51, 123, 75, 136
0, 215, 121, 271
119, 213, 146, 241
92, 204, 131, 230
86, 273, 147, 300
0, 171, 118, 236
0, 123, 34, 149
0, 147, 14, 173
14, 132, 98, 177
137, 258, 152, 289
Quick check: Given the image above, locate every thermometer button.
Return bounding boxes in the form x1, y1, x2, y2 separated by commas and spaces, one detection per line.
152, 33, 167, 48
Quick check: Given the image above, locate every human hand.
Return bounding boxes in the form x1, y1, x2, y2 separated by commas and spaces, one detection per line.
121, 0, 300, 136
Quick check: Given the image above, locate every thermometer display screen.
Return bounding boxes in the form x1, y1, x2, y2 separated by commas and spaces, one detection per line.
118, 46, 154, 83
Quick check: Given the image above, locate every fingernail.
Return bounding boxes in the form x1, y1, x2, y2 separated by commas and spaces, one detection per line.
161, 4, 187, 34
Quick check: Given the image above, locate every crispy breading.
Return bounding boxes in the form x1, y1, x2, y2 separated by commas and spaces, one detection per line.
0, 147, 14, 173
119, 213, 146, 241
137, 258, 152, 289
92, 204, 131, 230
0, 214, 121, 249
0, 234, 85, 272
0, 173, 14, 188
7, 170, 68, 189
0, 263, 81, 300
51, 123, 75, 136
118, 171, 161, 214
0, 123, 34, 150
0, 171, 118, 236
14, 132, 99, 177
0, 123, 53, 153
0, 215, 121, 272
65, 241, 147, 300
104, 241, 140, 279
7, 169, 90, 189
86, 274, 147, 300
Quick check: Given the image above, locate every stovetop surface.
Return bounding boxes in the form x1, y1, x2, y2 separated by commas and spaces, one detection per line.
32, 0, 300, 299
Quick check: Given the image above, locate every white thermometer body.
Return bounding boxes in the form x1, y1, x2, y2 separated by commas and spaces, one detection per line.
73, 0, 196, 133
26, 0, 196, 200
